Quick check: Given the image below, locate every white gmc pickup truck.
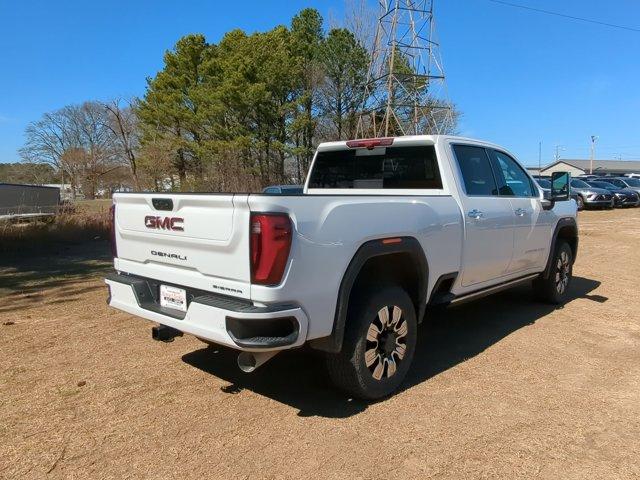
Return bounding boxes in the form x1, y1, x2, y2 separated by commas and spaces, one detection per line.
106, 135, 577, 399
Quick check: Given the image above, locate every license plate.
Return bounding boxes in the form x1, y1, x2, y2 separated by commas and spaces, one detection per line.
160, 285, 187, 312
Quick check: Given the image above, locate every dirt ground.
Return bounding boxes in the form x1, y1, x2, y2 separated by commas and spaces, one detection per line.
1, 208, 639, 479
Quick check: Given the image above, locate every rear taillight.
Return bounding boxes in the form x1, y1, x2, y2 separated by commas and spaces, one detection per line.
109, 204, 117, 258
250, 213, 292, 285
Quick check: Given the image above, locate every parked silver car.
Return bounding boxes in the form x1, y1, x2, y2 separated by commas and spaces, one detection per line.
569, 179, 614, 210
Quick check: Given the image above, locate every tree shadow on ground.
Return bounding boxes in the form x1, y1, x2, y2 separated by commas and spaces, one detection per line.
0, 241, 112, 296
182, 276, 603, 418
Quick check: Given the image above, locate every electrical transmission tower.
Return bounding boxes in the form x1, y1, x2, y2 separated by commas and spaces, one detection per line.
356, 0, 455, 138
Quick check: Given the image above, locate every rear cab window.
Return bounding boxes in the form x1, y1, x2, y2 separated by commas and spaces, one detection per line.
307, 145, 443, 191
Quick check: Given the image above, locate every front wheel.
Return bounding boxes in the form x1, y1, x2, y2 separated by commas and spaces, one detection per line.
576, 196, 584, 210
325, 285, 417, 400
533, 241, 573, 304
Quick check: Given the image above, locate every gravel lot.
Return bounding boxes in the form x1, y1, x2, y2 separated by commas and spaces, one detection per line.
1, 208, 639, 479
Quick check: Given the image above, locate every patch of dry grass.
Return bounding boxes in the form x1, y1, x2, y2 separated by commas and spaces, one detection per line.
0, 211, 111, 254
74, 199, 112, 214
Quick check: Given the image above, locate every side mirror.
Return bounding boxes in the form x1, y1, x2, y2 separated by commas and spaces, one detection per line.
542, 171, 571, 210
551, 171, 570, 201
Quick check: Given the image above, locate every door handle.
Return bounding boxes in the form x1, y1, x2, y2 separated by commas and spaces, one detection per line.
514, 208, 527, 216
467, 209, 484, 220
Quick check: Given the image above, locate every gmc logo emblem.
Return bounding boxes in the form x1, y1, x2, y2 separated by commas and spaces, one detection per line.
144, 216, 184, 231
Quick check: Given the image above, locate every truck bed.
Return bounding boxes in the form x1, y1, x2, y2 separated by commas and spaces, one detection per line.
112, 191, 463, 341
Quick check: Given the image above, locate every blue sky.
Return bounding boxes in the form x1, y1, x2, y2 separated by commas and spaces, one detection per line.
0, 0, 639, 166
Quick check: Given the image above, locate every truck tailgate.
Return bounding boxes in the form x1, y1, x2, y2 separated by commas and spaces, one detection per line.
112, 193, 251, 299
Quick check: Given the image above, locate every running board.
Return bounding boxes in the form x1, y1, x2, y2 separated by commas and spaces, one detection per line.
449, 274, 539, 306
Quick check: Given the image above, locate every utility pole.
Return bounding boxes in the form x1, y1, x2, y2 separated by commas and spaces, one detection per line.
554, 145, 564, 162
589, 135, 598, 174
538, 141, 542, 172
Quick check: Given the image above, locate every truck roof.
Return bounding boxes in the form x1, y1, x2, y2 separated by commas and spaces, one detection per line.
316, 135, 502, 151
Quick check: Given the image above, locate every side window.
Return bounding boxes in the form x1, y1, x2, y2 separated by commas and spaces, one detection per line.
489, 150, 534, 197
452, 145, 498, 196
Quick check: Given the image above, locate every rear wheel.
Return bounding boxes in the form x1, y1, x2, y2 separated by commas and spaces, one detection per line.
325, 285, 417, 400
533, 241, 573, 304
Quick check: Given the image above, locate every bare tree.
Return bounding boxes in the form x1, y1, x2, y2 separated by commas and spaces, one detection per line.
20, 102, 124, 199
60, 147, 86, 198
19, 109, 78, 189
102, 98, 141, 189
342, 0, 377, 53
71, 102, 123, 198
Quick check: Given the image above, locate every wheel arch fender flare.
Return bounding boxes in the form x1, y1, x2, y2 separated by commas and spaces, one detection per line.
542, 217, 578, 279
309, 236, 429, 353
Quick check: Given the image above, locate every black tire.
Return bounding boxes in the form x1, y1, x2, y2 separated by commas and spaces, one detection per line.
576, 196, 584, 210
325, 285, 417, 400
533, 240, 573, 304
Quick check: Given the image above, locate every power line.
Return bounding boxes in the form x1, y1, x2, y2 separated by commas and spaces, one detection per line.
487, 0, 640, 33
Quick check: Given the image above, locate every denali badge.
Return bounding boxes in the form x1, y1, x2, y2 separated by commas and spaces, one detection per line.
145, 215, 184, 231
151, 250, 187, 261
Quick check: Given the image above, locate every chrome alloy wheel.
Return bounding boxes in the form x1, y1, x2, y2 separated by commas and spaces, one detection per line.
555, 250, 571, 294
365, 305, 408, 380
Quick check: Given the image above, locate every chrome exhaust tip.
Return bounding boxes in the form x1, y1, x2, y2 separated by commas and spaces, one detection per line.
237, 351, 278, 373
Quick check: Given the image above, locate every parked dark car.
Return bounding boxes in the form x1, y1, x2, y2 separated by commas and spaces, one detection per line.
595, 177, 640, 197
262, 185, 304, 194
569, 178, 614, 210
587, 181, 639, 208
